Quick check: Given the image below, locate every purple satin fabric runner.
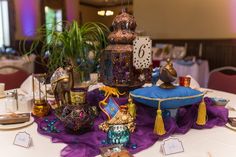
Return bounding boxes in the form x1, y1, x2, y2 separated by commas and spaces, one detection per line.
34, 90, 228, 157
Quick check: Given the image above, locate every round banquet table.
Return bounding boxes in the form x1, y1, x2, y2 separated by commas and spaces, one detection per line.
0, 88, 236, 157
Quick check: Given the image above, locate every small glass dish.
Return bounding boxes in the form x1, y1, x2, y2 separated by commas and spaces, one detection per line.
211, 97, 229, 106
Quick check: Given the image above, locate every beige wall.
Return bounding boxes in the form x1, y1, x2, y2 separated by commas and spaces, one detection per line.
134, 0, 236, 39
14, 0, 80, 40
80, 4, 132, 27
80, 5, 100, 23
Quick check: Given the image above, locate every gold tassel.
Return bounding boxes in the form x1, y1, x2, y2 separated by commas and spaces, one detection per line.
128, 97, 136, 118
153, 101, 166, 136
196, 99, 207, 125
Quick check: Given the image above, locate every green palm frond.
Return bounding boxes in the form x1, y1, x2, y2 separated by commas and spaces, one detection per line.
23, 21, 110, 73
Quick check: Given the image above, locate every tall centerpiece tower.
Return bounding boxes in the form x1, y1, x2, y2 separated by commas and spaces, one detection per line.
100, 8, 150, 91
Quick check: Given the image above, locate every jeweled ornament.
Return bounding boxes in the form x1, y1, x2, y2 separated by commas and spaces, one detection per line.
41, 118, 60, 133
61, 104, 97, 133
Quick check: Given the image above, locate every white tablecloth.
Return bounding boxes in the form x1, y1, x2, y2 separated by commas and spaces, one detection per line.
1, 88, 236, 157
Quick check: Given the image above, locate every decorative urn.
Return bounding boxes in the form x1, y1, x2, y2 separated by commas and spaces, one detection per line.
159, 58, 177, 88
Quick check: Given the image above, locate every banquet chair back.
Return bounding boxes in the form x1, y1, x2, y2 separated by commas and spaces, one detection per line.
0, 66, 30, 90
208, 66, 236, 94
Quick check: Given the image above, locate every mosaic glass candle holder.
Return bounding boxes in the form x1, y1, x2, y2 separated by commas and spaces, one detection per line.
107, 124, 130, 146
60, 104, 97, 133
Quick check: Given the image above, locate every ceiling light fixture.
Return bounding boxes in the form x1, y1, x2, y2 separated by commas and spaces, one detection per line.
98, 10, 106, 16
97, 10, 114, 16
105, 10, 114, 16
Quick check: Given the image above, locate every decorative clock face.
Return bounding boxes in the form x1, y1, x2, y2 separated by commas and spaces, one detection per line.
133, 36, 152, 69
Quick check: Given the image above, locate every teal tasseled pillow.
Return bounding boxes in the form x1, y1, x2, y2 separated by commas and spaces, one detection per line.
130, 86, 204, 109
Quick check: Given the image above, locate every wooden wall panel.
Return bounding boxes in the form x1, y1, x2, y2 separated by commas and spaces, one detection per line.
15, 39, 236, 73
152, 39, 236, 71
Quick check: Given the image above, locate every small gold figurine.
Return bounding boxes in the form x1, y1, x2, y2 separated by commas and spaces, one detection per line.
127, 97, 136, 119
99, 86, 125, 105
50, 67, 72, 106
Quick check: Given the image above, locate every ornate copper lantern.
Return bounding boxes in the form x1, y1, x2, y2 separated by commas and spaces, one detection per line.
100, 8, 150, 91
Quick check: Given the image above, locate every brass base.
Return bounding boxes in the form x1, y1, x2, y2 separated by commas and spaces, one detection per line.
34, 99, 46, 104
160, 82, 176, 89
32, 99, 50, 117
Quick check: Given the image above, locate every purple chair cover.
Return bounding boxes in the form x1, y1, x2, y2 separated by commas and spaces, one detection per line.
34, 90, 228, 157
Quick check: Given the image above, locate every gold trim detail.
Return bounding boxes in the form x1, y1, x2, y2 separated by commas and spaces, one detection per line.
130, 91, 206, 107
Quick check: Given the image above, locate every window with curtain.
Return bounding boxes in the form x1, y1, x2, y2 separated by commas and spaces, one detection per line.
0, 0, 10, 49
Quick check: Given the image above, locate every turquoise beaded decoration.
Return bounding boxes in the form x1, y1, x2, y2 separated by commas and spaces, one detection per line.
41, 118, 60, 133
107, 125, 130, 146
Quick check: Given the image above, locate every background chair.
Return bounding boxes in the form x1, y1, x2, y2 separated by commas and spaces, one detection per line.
0, 66, 30, 90
208, 66, 236, 94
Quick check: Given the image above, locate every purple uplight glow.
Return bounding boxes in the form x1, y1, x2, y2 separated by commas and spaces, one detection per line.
66, 0, 78, 22
230, 0, 236, 33
18, 0, 37, 37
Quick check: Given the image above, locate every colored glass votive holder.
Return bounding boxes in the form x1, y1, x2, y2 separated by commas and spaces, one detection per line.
179, 76, 191, 87
107, 124, 130, 146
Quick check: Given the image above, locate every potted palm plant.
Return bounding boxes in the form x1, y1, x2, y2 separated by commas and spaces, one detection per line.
24, 21, 109, 85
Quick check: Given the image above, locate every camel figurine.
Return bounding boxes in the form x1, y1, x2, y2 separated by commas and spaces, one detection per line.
50, 66, 74, 106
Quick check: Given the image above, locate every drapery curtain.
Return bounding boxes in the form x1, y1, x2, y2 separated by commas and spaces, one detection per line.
0, 0, 10, 49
